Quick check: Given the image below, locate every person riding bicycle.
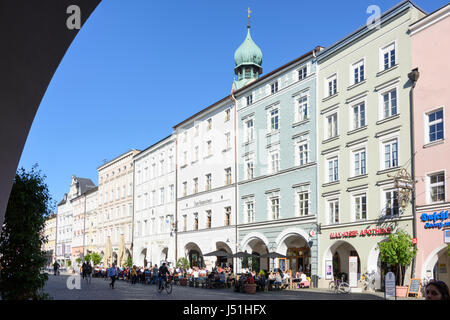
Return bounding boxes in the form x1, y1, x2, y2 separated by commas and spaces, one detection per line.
158, 262, 169, 290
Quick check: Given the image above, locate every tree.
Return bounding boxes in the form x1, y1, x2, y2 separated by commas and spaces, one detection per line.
176, 257, 189, 270
0, 165, 53, 300
125, 256, 133, 268
378, 230, 417, 286
90, 252, 102, 266
84, 253, 91, 263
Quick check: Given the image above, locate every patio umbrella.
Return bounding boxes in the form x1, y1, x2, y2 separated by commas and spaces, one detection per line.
117, 234, 126, 268
203, 250, 229, 257
228, 251, 258, 258
260, 252, 286, 272
104, 236, 113, 266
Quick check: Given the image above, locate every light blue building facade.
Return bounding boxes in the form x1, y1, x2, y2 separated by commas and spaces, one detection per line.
233, 26, 323, 278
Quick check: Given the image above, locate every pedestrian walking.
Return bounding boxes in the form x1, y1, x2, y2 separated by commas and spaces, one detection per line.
85, 262, 92, 284
81, 262, 87, 280
53, 261, 60, 276
108, 263, 118, 289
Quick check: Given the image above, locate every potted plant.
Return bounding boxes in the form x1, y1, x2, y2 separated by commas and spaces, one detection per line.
176, 257, 189, 286
378, 230, 417, 297
244, 275, 256, 294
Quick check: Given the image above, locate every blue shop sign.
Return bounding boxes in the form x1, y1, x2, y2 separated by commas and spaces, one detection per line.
420, 210, 450, 229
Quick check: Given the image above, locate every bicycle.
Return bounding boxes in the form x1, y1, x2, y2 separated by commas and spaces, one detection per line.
157, 275, 173, 294
329, 276, 351, 294
361, 271, 376, 292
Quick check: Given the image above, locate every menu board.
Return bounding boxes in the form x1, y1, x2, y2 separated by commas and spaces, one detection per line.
407, 278, 421, 297
385, 272, 396, 298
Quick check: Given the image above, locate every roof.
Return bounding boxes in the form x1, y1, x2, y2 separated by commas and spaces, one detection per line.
172, 46, 321, 129
97, 149, 140, 170
317, 0, 427, 61
76, 177, 96, 195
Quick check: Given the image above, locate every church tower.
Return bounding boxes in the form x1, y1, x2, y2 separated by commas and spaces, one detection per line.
232, 8, 263, 91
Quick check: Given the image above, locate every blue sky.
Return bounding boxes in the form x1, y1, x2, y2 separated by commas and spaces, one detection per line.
18, 0, 448, 207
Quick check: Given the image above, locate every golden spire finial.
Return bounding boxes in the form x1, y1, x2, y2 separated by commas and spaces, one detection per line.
247, 7, 252, 28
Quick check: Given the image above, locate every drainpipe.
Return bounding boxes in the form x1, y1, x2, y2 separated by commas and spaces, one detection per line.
407, 67, 419, 279
230, 90, 238, 273
175, 134, 178, 264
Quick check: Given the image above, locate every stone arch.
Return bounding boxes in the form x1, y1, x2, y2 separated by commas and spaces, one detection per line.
422, 244, 448, 279
240, 232, 270, 251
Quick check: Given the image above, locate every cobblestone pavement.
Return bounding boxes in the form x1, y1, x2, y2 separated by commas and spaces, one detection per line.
43, 273, 401, 300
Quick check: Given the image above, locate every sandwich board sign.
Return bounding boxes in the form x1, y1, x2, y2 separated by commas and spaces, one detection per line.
385, 272, 396, 300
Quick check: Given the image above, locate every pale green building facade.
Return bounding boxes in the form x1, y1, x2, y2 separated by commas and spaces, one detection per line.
316, 1, 426, 289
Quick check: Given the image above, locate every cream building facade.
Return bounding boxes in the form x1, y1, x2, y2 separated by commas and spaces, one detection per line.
97, 149, 140, 266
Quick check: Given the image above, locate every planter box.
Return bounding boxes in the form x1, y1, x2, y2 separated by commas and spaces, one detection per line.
179, 278, 188, 286
244, 283, 256, 294
396, 286, 408, 297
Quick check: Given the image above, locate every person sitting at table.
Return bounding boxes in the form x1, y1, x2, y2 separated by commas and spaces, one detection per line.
219, 272, 226, 284
268, 272, 275, 291
281, 271, 290, 289
274, 272, 282, 289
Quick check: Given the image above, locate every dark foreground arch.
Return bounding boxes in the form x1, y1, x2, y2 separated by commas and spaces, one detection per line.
0, 0, 101, 228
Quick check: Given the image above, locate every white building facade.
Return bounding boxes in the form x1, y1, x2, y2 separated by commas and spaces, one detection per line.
174, 97, 237, 270
133, 135, 176, 267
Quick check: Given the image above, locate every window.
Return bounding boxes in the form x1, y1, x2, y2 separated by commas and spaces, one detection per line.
352, 60, 365, 84
328, 199, 339, 224
246, 201, 254, 223
298, 190, 309, 216
427, 109, 444, 143
194, 213, 198, 230
183, 215, 187, 232
382, 89, 397, 118
271, 197, 280, 220
225, 207, 231, 226
207, 118, 212, 130
298, 66, 307, 81
270, 151, 280, 174
381, 43, 396, 70
327, 74, 337, 97
429, 172, 445, 203
169, 185, 174, 202
384, 190, 399, 216
383, 139, 398, 169
353, 149, 367, 176
271, 81, 278, 94
183, 151, 188, 166
225, 109, 231, 121
354, 194, 367, 220
194, 146, 199, 162
206, 174, 212, 191
328, 157, 339, 182
245, 119, 254, 142
183, 182, 187, 196
160, 187, 165, 205
326, 113, 338, 139
193, 178, 198, 194
270, 109, 279, 131
246, 160, 254, 180
207, 140, 212, 156
298, 140, 309, 166
225, 132, 231, 149
352, 102, 366, 130
296, 95, 308, 122
225, 168, 232, 185
206, 210, 212, 228
195, 125, 199, 137
246, 95, 253, 106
